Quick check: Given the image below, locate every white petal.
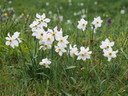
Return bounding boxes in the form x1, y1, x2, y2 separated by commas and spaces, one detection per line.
13, 40, 19, 47
42, 13, 46, 19
6, 41, 10, 45
44, 18, 50, 23
82, 57, 86, 61
108, 57, 111, 61
11, 43, 15, 48
39, 46, 43, 50
59, 52, 62, 56
110, 42, 114, 46
36, 13, 41, 18
5, 37, 10, 40
77, 56, 81, 60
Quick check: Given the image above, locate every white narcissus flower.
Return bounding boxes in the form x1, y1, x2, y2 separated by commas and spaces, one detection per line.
69, 44, 76, 50
39, 58, 51, 68
13, 32, 21, 43
55, 45, 66, 56
77, 47, 92, 61
39, 44, 51, 50
77, 18, 88, 31
120, 10, 125, 14
92, 16, 103, 28
59, 16, 63, 21
46, 2, 49, 6
48, 11, 52, 15
53, 26, 63, 40
56, 35, 69, 48
47, 28, 58, 39
36, 13, 50, 27
66, 20, 71, 24
43, 33, 54, 45
69, 44, 79, 57
81, 14, 86, 18
5, 32, 21, 48
93, 27, 97, 33
100, 39, 114, 50
103, 48, 118, 61
29, 20, 40, 31
53, 14, 57, 21
35, 28, 47, 40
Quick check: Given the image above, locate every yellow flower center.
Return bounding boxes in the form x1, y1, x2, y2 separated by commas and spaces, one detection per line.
82, 23, 85, 26
81, 54, 85, 57
40, 33, 43, 36
42, 63, 46, 66
21, 13, 24, 16
4, 13, 8, 16
44, 45, 47, 48
40, 37, 42, 40
84, 52, 87, 55
47, 38, 50, 40
109, 52, 112, 56
35, 25, 37, 28
41, 19, 43, 22
52, 33, 56, 37
60, 39, 63, 43
27, 14, 29, 18
96, 21, 99, 24
58, 49, 61, 52
73, 53, 75, 56
9, 40, 12, 43
106, 46, 109, 49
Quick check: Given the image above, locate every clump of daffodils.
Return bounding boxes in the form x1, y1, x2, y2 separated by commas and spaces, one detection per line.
100, 38, 118, 61
77, 16, 103, 33
55, 35, 69, 56
5, 12, 119, 70
29, 13, 69, 65
29, 13, 50, 32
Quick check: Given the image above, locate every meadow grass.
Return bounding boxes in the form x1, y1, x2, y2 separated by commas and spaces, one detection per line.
0, 0, 128, 95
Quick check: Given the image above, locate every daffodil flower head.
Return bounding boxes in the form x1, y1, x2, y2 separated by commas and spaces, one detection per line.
103, 48, 118, 61
69, 44, 79, 57
77, 47, 92, 61
55, 45, 66, 56
5, 32, 21, 48
39, 43, 52, 50
39, 58, 51, 68
49, 26, 63, 40
92, 16, 103, 28
29, 20, 40, 31
56, 35, 69, 48
34, 28, 47, 39
36, 13, 50, 27
43, 33, 54, 45
77, 18, 88, 31
100, 38, 114, 50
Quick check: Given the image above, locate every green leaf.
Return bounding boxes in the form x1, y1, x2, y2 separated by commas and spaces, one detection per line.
70, 77, 76, 83
61, 90, 72, 96
37, 72, 49, 78
66, 66, 76, 70
121, 48, 128, 59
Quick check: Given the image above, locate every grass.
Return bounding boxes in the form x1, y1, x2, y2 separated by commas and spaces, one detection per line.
0, 0, 128, 95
